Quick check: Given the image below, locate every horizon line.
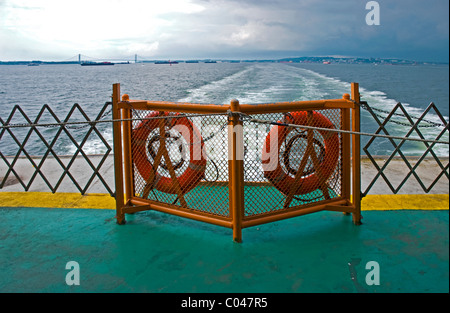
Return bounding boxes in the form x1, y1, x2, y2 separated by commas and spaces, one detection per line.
0, 55, 448, 65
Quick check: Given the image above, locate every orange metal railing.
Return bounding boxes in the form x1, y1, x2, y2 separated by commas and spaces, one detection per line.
112, 82, 362, 242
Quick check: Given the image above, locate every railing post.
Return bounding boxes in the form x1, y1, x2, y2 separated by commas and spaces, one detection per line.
228, 99, 244, 242
112, 83, 126, 225
351, 82, 362, 225
121, 94, 133, 206
341, 93, 352, 210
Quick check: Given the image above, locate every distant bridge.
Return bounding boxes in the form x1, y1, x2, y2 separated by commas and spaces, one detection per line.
64, 54, 157, 64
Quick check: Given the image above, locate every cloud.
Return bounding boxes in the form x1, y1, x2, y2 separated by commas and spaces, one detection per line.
150, 0, 364, 57
0, 0, 448, 61
0, 0, 205, 59
118, 41, 160, 56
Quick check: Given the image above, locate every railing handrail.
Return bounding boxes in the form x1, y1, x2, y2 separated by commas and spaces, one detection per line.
118, 95, 355, 114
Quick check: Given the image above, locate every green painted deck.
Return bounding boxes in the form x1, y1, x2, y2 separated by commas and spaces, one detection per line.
0, 206, 448, 293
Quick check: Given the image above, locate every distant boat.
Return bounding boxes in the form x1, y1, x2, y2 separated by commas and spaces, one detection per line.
323, 61, 331, 64
155, 60, 179, 65
80, 61, 114, 66
204, 60, 217, 63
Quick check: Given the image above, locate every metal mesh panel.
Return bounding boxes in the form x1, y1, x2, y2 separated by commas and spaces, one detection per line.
0, 103, 114, 195
130, 109, 230, 218
242, 109, 343, 218
361, 102, 449, 196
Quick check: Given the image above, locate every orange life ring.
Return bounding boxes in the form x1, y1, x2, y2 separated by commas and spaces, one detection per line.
132, 112, 206, 194
262, 111, 339, 195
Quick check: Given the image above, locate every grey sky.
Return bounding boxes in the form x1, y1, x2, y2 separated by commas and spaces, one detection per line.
0, 0, 448, 62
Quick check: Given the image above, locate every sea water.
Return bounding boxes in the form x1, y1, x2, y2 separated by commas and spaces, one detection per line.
0, 62, 448, 156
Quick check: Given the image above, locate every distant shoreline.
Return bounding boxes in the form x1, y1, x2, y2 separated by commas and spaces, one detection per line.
1, 56, 448, 66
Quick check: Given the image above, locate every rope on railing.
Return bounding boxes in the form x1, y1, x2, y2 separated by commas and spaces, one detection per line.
236, 112, 449, 145
2, 108, 448, 145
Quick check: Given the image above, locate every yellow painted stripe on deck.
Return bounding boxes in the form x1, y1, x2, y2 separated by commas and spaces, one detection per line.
0, 192, 116, 210
0, 192, 448, 211
361, 194, 448, 211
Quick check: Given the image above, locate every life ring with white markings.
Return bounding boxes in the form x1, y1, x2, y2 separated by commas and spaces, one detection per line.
132, 112, 206, 194
262, 111, 339, 195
